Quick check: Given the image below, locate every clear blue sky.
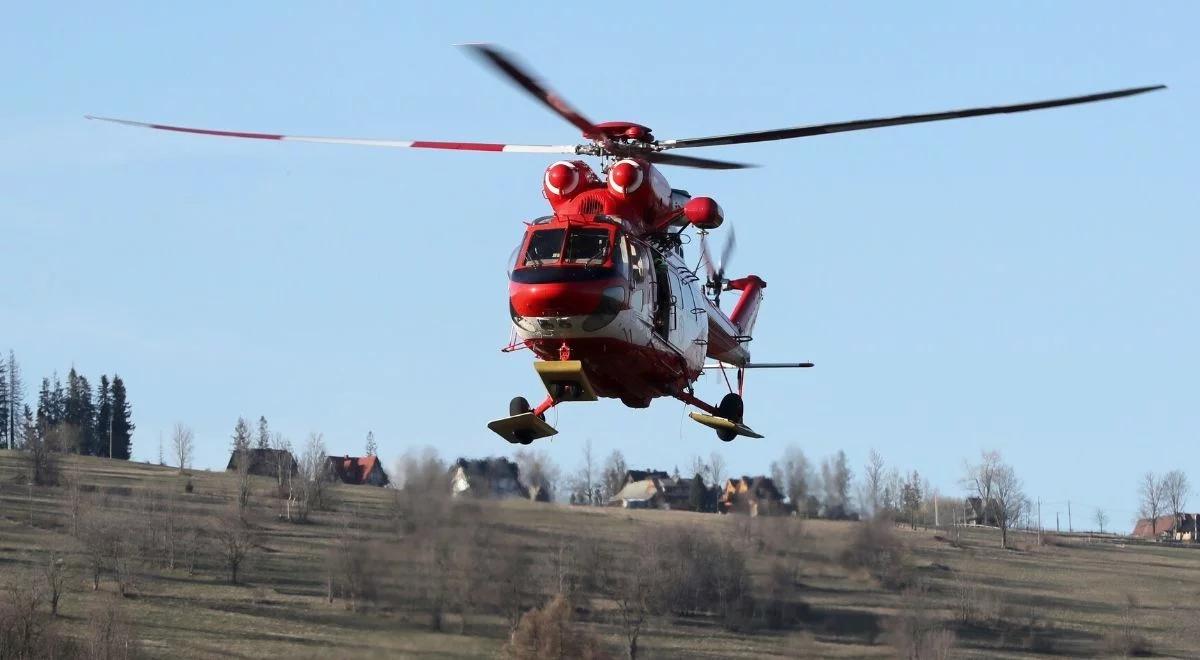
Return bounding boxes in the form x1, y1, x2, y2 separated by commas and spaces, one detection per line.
3, 2, 1194, 528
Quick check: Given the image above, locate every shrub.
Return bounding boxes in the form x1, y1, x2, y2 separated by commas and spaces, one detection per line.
503, 594, 609, 660
840, 518, 911, 589
885, 584, 955, 660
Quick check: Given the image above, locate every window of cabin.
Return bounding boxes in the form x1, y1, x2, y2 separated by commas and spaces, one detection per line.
564, 228, 611, 265
523, 228, 565, 267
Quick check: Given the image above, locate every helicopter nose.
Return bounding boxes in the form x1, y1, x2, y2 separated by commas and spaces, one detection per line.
510, 281, 606, 318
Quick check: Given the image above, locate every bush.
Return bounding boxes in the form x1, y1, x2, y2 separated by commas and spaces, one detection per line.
840, 518, 911, 589
884, 584, 955, 660
503, 594, 609, 660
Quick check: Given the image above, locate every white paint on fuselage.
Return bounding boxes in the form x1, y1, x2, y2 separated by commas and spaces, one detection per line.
511, 243, 708, 375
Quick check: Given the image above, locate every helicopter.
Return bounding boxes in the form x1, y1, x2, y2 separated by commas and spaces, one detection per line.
87, 44, 1163, 444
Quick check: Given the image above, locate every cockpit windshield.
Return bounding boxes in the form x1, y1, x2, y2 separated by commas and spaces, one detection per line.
523, 228, 565, 267
564, 228, 610, 265
522, 227, 611, 268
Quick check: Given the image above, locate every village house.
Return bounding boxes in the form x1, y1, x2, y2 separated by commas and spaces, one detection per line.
225, 448, 297, 480
608, 469, 696, 510
718, 476, 786, 516
450, 457, 531, 500
1132, 513, 1199, 541
326, 454, 390, 487
964, 497, 1000, 527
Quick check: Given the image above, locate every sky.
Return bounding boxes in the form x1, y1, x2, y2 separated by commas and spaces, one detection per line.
2, 2, 1195, 529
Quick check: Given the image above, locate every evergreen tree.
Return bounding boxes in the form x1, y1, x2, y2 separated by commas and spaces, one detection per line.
20, 404, 34, 449
689, 473, 708, 512
365, 430, 377, 456
49, 373, 66, 428
95, 375, 113, 457
110, 375, 134, 460
36, 377, 52, 429
0, 359, 8, 450
2, 351, 20, 450
256, 416, 270, 450
64, 368, 97, 454
232, 416, 252, 453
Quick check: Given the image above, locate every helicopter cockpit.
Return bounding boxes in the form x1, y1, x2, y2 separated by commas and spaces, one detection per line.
509, 218, 629, 284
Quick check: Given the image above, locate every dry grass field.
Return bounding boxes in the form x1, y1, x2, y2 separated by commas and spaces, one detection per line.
1, 450, 1197, 659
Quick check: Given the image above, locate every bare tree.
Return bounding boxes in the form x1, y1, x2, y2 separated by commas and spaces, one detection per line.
821, 450, 853, 519
42, 551, 67, 616
602, 450, 628, 500
514, 448, 561, 501
289, 434, 328, 523
171, 423, 194, 474
991, 463, 1027, 549
1094, 508, 1109, 534
571, 438, 597, 504
707, 450, 728, 490
213, 509, 256, 584
1162, 470, 1189, 521
1139, 472, 1167, 539
863, 449, 885, 518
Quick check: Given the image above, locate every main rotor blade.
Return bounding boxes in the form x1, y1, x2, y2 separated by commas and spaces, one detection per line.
462, 43, 599, 138
645, 152, 755, 170
659, 85, 1166, 150
86, 115, 580, 154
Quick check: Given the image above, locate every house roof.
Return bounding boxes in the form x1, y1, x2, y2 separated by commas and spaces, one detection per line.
612, 479, 663, 503
1132, 513, 1196, 538
225, 447, 297, 473
625, 469, 670, 484
327, 454, 388, 485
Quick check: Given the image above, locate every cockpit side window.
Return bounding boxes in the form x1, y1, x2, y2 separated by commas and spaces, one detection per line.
564, 228, 610, 265
524, 229, 565, 267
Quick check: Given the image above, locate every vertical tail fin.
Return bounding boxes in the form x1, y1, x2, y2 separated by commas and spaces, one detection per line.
728, 276, 766, 338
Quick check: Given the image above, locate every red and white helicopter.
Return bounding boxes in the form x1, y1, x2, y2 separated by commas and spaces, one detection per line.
88, 45, 1163, 444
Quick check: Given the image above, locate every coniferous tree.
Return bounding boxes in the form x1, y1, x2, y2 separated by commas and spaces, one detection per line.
232, 416, 252, 453
95, 375, 113, 457
0, 359, 8, 450
110, 375, 134, 460
20, 405, 34, 448
2, 351, 20, 450
64, 368, 97, 454
365, 431, 377, 456
36, 377, 52, 429
50, 373, 66, 425
256, 416, 270, 450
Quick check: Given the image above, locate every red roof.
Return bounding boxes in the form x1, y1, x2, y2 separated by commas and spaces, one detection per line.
1131, 514, 1177, 538
327, 455, 387, 485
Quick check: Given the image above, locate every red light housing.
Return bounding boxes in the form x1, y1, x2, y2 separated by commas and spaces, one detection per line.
683, 196, 724, 229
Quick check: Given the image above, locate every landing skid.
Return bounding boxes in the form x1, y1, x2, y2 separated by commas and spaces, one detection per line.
534, 359, 598, 402
487, 412, 559, 445
688, 412, 764, 439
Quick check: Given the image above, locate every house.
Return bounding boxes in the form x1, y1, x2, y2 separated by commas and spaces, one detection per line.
225, 448, 297, 480
609, 474, 697, 510
718, 476, 786, 516
326, 454, 390, 487
450, 457, 530, 500
964, 497, 1000, 527
622, 469, 670, 487
1132, 513, 1199, 541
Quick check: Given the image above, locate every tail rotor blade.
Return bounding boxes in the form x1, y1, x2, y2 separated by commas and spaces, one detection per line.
717, 226, 737, 280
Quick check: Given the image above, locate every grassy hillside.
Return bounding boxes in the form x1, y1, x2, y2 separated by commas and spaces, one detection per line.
0, 450, 1196, 658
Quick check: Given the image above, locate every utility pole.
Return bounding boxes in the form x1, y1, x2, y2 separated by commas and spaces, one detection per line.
1037, 499, 1042, 546
1056, 511, 1060, 533
934, 495, 940, 527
